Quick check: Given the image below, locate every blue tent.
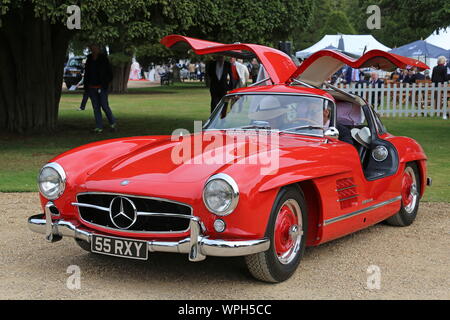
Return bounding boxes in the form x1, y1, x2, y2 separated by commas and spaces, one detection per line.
389, 40, 448, 59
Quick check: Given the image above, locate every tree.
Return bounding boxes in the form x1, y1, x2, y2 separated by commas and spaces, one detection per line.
0, 0, 315, 133
134, 0, 315, 78
320, 10, 357, 35
0, 1, 71, 133
351, 0, 450, 48
292, 0, 358, 51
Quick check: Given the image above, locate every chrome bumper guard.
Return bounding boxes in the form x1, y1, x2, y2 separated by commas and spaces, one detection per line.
27, 203, 270, 262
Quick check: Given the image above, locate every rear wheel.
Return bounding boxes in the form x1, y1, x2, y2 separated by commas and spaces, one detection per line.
385, 163, 420, 226
245, 186, 308, 283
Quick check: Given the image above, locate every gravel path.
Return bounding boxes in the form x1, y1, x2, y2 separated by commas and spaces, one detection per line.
0, 192, 448, 300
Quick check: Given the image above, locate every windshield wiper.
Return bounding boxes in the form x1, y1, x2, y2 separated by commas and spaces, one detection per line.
238, 124, 272, 130
284, 125, 324, 132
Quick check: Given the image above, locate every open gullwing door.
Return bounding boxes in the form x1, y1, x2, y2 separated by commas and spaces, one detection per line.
161, 34, 297, 84
291, 49, 429, 86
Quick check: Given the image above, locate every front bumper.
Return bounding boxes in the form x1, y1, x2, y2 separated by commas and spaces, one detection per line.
27, 203, 269, 262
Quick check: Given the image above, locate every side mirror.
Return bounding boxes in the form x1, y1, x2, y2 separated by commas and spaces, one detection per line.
324, 127, 339, 139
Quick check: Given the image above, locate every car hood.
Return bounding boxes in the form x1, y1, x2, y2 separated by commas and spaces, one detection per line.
83, 131, 324, 189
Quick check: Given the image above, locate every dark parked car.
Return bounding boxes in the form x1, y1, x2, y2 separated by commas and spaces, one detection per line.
63, 56, 85, 89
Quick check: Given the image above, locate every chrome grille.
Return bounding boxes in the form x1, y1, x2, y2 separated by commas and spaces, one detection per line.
74, 193, 192, 233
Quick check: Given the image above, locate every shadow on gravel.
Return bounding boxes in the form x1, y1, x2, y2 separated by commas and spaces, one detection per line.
60, 249, 261, 285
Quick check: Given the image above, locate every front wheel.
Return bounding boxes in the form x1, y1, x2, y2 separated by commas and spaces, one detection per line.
245, 186, 308, 283
385, 163, 421, 226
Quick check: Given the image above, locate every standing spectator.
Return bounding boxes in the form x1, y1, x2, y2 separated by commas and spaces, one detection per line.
206, 55, 232, 113
236, 59, 249, 88
230, 57, 240, 89
84, 44, 116, 133
431, 56, 448, 110
198, 61, 206, 82
75, 77, 89, 111
188, 62, 196, 80
230, 58, 250, 89
344, 66, 360, 84
368, 72, 383, 106
250, 58, 260, 83
431, 56, 448, 86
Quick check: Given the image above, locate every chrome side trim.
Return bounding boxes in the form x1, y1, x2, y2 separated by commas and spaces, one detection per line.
337, 195, 359, 202
324, 196, 401, 226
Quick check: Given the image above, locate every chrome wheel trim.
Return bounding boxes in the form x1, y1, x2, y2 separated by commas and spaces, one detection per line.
403, 167, 418, 214
274, 199, 303, 265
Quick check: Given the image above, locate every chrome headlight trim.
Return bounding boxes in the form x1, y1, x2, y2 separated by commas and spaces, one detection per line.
38, 162, 66, 200
203, 173, 239, 216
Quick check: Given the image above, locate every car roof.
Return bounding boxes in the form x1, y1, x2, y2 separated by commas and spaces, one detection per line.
229, 84, 335, 101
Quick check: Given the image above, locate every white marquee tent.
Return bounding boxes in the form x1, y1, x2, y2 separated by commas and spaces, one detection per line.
426, 27, 450, 50
296, 34, 391, 59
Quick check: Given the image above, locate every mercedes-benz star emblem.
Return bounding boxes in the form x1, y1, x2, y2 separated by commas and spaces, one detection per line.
109, 196, 137, 230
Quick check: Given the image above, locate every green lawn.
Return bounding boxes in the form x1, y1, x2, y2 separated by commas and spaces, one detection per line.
0, 82, 448, 202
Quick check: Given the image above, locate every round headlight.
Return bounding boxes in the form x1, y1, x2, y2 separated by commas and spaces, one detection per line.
38, 163, 66, 200
203, 174, 239, 216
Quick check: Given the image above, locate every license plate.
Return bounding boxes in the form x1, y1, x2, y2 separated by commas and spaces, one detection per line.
91, 234, 148, 260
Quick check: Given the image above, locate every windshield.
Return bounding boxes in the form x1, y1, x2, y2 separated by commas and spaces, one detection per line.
205, 94, 331, 136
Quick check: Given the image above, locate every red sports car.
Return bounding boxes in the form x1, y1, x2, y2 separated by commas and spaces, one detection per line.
28, 35, 430, 283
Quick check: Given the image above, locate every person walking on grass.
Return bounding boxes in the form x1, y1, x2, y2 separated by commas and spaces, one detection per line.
84, 44, 116, 133
74, 76, 89, 111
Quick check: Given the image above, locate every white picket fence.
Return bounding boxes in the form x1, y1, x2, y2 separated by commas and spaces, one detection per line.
336, 82, 449, 119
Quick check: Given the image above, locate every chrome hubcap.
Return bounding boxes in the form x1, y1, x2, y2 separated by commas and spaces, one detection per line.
402, 167, 418, 214
274, 199, 303, 265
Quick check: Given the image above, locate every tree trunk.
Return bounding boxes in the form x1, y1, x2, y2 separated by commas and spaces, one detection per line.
172, 65, 181, 83
110, 60, 132, 93
0, 6, 71, 133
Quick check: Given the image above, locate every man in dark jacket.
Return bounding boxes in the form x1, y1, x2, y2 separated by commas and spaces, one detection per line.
84, 44, 116, 133
206, 56, 233, 113
369, 72, 384, 106
431, 56, 448, 86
